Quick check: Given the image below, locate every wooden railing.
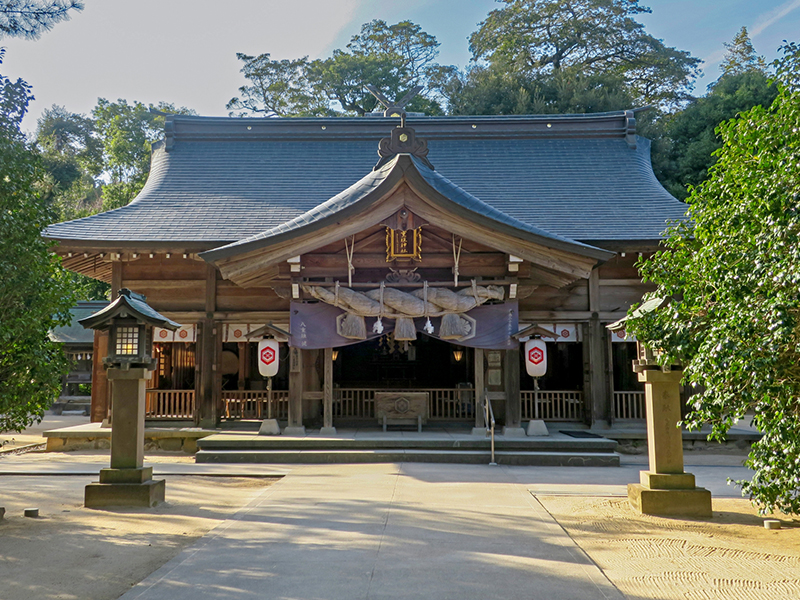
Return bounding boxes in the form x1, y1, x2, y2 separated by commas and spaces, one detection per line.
222, 390, 289, 420
521, 390, 584, 421
146, 389, 195, 419
614, 391, 646, 420
334, 388, 476, 421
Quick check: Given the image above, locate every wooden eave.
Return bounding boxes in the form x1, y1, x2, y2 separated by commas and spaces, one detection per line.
51, 242, 223, 283
203, 155, 613, 289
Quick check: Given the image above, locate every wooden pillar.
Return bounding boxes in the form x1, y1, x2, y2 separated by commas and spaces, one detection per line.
90, 331, 109, 423
473, 348, 485, 430
586, 316, 611, 427
111, 261, 122, 298
286, 347, 305, 435
321, 348, 336, 434
503, 347, 524, 436
586, 268, 611, 427
237, 342, 247, 390
197, 318, 217, 428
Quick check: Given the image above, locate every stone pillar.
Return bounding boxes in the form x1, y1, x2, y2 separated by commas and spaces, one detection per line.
321, 347, 336, 435
503, 347, 524, 437
627, 369, 712, 517
85, 368, 165, 508
285, 346, 305, 436
109, 371, 146, 469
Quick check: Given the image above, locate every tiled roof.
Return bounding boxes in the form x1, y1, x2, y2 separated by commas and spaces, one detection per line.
44, 113, 687, 246
204, 154, 611, 261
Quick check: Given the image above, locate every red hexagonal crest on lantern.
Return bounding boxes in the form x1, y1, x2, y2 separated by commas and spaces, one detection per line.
260, 346, 276, 365
528, 347, 544, 365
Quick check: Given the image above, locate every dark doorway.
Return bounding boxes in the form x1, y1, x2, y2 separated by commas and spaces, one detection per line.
334, 333, 471, 389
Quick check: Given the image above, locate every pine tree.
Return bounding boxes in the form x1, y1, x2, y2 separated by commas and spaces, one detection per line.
720, 27, 767, 76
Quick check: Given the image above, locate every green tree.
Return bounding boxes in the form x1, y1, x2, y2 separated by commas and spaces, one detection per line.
36, 104, 102, 221
227, 54, 330, 117
92, 99, 194, 211
625, 43, 800, 514
654, 29, 776, 199
228, 20, 451, 117
443, 63, 635, 115
464, 0, 699, 113
720, 26, 767, 77
0, 49, 74, 431
0, 0, 82, 39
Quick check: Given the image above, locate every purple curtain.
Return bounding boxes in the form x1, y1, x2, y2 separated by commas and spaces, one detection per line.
289, 301, 518, 350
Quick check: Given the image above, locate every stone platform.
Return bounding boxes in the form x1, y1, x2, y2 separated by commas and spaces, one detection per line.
195, 428, 621, 466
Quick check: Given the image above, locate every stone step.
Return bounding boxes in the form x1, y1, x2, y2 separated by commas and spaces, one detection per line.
195, 448, 620, 467
196, 435, 618, 453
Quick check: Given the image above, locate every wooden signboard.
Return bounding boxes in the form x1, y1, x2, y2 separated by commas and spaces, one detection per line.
374, 392, 428, 432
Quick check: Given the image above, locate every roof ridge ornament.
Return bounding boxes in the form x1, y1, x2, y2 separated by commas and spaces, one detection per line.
366, 84, 434, 171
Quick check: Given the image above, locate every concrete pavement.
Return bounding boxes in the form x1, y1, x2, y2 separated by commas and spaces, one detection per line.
118, 462, 628, 600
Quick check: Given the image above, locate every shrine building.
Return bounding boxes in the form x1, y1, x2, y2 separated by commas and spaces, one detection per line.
44, 110, 686, 433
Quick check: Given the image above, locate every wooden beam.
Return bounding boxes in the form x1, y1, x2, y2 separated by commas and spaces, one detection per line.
206, 264, 217, 314
519, 311, 628, 322
323, 348, 333, 430
111, 261, 122, 297
288, 347, 303, 428
504, 348, 521, 429
589, 269, 600, 313
474, 348, 485, 429
90, 331, 109, 423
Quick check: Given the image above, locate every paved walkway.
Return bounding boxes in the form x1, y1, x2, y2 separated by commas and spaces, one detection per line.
116, 462, 628, 600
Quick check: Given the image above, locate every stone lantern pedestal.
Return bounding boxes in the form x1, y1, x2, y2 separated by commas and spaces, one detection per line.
79, 288, 179, 509
84, 368, 165, 508
627, 369, 712, 517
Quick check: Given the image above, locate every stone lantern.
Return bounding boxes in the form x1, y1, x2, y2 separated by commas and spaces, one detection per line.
79, 288, 181, 508
609, 300, 712, 518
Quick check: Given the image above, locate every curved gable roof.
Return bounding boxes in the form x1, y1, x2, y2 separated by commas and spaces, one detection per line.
202, 154, 611, 263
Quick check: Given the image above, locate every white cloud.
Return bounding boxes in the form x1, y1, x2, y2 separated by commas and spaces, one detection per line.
751, 0, 800, 36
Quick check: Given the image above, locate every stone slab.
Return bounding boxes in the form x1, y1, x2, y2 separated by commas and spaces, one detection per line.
258, 419, 281, 435
282, 426, 306, 437
503, 426, 526, 438
99, 466, 154, 484
526, 420, 550, 436
84, 479, 165, 508
627, 483, 712, 518
640, 470, 696, 490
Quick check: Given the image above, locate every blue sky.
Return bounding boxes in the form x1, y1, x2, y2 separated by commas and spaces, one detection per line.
2, 0, 798, 131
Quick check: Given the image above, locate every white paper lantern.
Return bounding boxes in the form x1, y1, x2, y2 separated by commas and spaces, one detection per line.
525, 339, 547, 377
257, 339, 280, 377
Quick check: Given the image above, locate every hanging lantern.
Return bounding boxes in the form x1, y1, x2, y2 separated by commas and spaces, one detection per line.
525, 339, 547, 378
257, 339, 280, 377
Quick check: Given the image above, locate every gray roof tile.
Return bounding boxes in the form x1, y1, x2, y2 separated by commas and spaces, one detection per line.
44, 114, 687, 245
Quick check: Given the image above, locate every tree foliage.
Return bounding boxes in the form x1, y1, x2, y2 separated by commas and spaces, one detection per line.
720, 26, 767, 77
36, 105, 102, 221
92, 99, 194, 211
653, 28, 776, 199
228, 20, 452, 117
0, 0, 82, 40
625, 43, 800, 514
0, 49, 74, 431
465, 0, 699, 113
